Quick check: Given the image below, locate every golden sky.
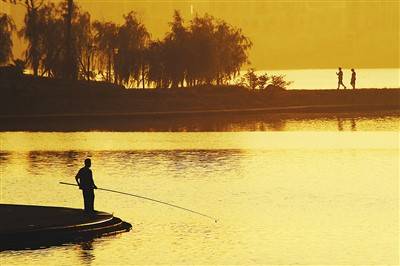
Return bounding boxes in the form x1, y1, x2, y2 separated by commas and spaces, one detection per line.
2, 0, 399, 70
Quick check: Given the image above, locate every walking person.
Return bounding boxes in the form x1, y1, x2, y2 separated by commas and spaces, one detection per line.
350, 68, 356, 89
75, 158, 97, 213
336, 67, 346, 89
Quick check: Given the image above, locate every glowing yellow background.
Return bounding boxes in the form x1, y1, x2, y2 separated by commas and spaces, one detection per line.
1, 0, 399, 69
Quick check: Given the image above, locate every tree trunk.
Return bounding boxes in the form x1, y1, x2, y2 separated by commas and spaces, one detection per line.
141, 64, 145, 89
86, 53, 90, 81
107, 50, 111, 82
65, 0, 76, 80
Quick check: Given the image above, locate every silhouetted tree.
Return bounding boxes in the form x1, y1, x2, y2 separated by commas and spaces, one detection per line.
146, 11, 251, 88
214, 21, 252, 84
239, 69, 292, 90
147, 40, 169, 88
241, 68, 259, 89
257, 72, 270, 89
186, 14, 216, 85
64, 0, 77, 80
93, 20, 118, 82
240, 69, 270, 89
185, 13, 251, 86
114, 11, 149, 87
0, 12, 15, 65
270, 74, 292, 89
35, 2, 63, 77
18, 0, 45, 76
74, 10, 95, 80
25, 2, 91, 79
164, 10, 188, 87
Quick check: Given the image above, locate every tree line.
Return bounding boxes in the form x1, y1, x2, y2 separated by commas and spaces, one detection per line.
1, 0, 254, 88
1, 0, 292, 89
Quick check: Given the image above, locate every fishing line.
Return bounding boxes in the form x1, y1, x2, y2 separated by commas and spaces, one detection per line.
60, 182, 218, 223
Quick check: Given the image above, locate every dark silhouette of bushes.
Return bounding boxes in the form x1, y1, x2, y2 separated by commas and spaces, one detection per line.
239, 68, 293, 90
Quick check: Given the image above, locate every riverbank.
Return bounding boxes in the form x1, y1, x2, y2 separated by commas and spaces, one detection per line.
0, 204, 132, 250
0, 76, 399, 117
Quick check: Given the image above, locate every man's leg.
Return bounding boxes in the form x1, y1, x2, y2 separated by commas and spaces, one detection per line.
89, 190, 95, 212
83, 190, 89, 211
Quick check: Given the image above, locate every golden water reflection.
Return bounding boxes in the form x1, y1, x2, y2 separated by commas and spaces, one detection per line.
1, 131, 398, 152
0, 131, 398, 264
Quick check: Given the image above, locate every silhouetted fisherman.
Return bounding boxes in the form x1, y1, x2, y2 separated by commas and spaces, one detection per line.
336, 67, 346, 89
350, 69, 356, 89
75, 159, 97, 213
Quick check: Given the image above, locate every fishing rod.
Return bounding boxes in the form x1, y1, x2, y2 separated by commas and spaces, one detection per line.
59, 182, 218, 223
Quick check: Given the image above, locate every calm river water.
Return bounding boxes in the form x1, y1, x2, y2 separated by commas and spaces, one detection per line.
0, 113, 399, 265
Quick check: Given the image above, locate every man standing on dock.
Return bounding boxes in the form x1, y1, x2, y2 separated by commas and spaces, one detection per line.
336, 67, 347, 89
75, 159, 97, 213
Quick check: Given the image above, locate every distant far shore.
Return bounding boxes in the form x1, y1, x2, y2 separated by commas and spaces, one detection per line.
0, 76, 399, 119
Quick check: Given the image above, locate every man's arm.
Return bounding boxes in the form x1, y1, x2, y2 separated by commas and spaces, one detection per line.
75, 170, 81, 188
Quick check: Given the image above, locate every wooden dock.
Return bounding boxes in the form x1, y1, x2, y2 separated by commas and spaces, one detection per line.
0, 204, 132, 250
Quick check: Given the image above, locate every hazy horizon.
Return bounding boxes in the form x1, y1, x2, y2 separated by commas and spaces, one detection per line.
1, 0, 399, 70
